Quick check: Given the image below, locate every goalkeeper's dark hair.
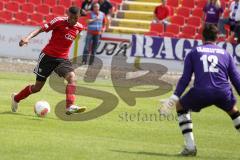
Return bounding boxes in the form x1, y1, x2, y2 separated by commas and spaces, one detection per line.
202, 24, 218, 42
68, 6, 80, 15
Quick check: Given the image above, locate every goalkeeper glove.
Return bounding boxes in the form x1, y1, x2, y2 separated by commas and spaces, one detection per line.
159, 95, 179, 116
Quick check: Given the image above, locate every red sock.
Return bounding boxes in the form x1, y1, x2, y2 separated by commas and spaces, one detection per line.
14, 85, 33, 103
66, 84, 76, 109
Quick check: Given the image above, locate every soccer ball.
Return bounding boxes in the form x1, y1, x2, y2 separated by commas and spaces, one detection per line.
34, 101, 50, 117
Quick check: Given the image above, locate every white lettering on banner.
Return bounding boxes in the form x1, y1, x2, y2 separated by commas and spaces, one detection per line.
236, 44, 240, 55
217, 42, 224, 48
134, 34, 144, 57
174, 38, 184, 60
155, 37, 174, 59
175, 39, 194, 60
235, 44, 240, 61
159, 37, 174, 59
185, 40, 195, 55
144, 36, 154, 58
217, 42, 234, 56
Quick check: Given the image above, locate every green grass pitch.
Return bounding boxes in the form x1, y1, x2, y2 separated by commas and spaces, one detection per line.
0, 72, 239, 160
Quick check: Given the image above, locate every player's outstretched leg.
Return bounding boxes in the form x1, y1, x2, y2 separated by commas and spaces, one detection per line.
227, 106, 240, 132
11, 81, 45, 112
64, 71, 86, 115
176, 102, 197, 156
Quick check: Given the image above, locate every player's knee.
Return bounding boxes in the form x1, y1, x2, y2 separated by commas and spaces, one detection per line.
176, 101, 183, 112
65, 72, 76, 84
31, 85, 43, 93
227, 105, 239, 116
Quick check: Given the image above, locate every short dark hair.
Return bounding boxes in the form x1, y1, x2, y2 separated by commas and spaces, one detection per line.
68, 6, 80, 15
202, 24, 218, 42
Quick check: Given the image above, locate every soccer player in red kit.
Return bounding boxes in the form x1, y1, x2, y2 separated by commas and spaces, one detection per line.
11, 6, 87, 115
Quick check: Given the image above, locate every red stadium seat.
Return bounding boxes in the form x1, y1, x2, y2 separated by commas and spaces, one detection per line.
162, 32, 175, 38
31, 13, 44, 24
198, 26, 204, 34
187, 16, 201, 27
58, 0, 72, 8
25, 20, 38, 26
110, 0, 122, 4
195, 33, 203, 40
166, 0, 179, 8
45, 14, 55, 22
72, 0, 83, 6
0, 18, 6, 23
12, 0, 26, 3
176, 7, 191, 18
182, 0, 194, 8
196, 0, 207, 8
179, 33, 195, 39
182, 26, 196, 35
28, 0, 42, 5
0, 1, 3, 11
150, 23, 164, 34
21, 3, 34, 13
15, 12, 28, 22
6, 2, 19, 12
192, 8, 204, 18
9, 19, 23, 25
144, 31, 160, 37
168, 7, 174, 16
52, 6, 66, 16
36, 4, 50, 15
171, 16, 185, 26
180, 26, 196, 38
0, 11, 13, 20
165, 24, 180, 35
43, 0, 57, 6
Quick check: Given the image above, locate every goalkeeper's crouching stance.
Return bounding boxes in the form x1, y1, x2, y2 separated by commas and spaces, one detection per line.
161, 24, 240, 156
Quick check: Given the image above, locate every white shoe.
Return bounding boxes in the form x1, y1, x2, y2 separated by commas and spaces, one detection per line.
66, 105, 87, 115
179, 146, 197, 156
11, 93, 18, 112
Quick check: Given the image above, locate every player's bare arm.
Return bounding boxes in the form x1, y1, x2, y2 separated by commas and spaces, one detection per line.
19, 28, 44, 47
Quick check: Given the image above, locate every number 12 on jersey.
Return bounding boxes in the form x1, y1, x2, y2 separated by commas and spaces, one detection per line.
200, 55, 219, 73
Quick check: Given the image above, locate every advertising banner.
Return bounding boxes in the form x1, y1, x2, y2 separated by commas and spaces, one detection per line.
1, 24, 240, 72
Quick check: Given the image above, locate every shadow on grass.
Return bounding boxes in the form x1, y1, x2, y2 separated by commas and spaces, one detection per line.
110, 149, 179, 158
0, 111, 58, 121
110, 149, 235, 160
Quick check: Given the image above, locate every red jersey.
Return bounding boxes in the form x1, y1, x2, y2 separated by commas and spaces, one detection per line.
41, 17, 84, 59
154, 5, 169, 20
